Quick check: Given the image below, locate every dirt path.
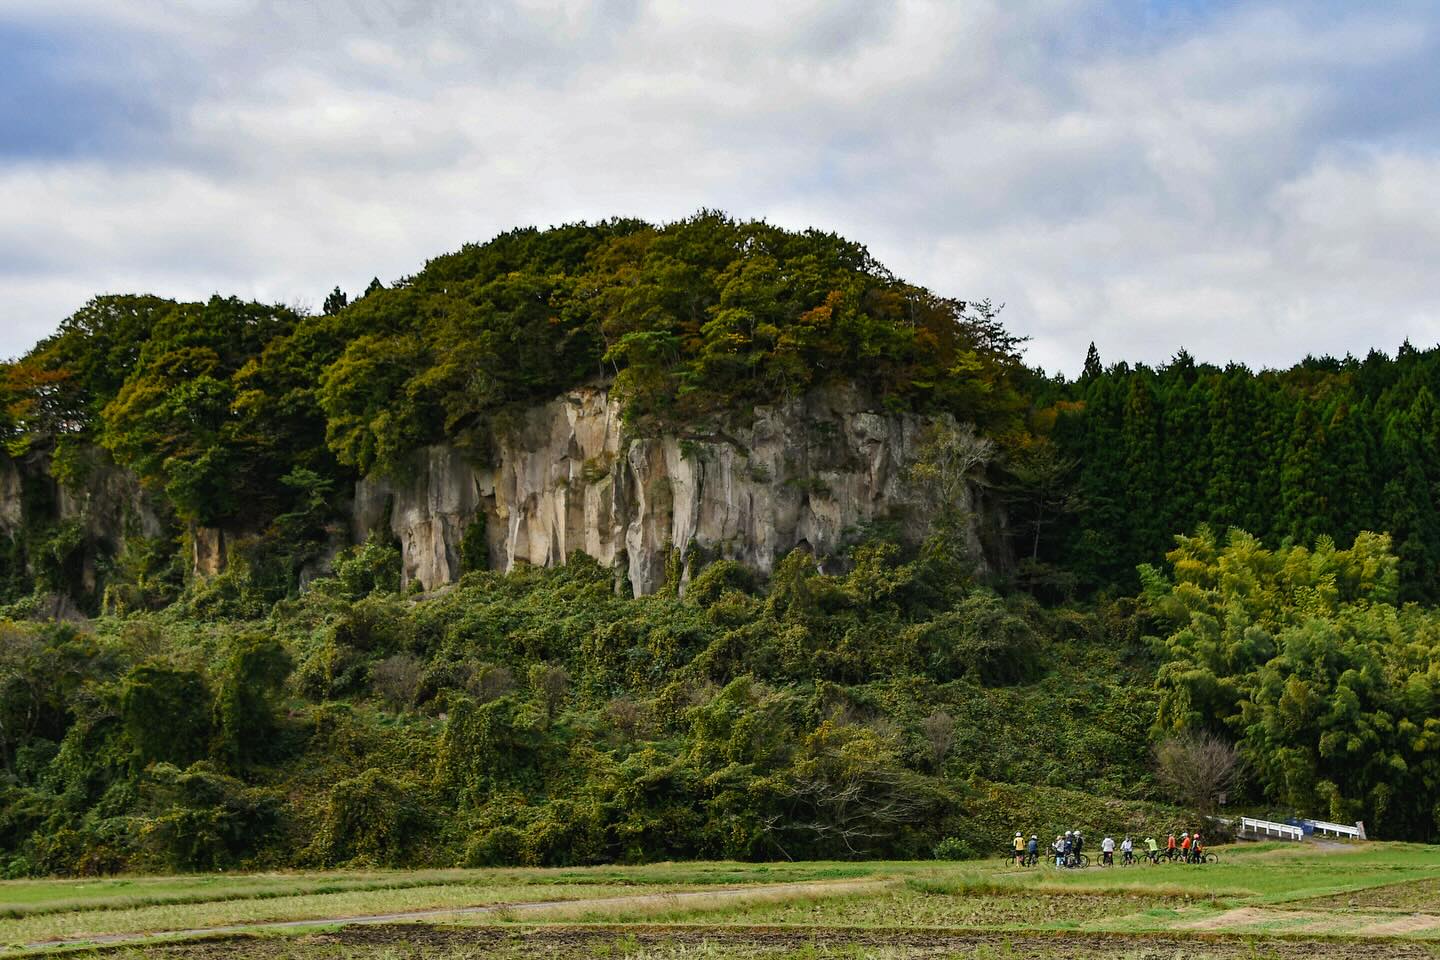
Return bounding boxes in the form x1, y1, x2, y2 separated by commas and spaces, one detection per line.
14, 878, 891, 953
1181, 905, 1440, 938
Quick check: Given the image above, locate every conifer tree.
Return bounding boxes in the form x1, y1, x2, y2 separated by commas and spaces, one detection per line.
1279, 403, 1327, 545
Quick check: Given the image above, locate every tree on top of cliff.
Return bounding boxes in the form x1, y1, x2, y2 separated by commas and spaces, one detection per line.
8, 293, 336, 532
314, 212, 1030, 476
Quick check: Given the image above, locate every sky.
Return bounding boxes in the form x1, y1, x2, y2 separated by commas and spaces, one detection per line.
2, 0, 1439, 375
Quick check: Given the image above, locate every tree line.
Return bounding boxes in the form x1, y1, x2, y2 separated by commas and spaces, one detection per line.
1035, 343, 1440, 602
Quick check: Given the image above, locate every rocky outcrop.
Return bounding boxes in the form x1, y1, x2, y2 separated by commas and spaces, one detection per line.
191, 526, 230, 579
0, 446, 170, 601
57, 452, 166, 546
356, 385, 992, 595
0, 458, 21, 539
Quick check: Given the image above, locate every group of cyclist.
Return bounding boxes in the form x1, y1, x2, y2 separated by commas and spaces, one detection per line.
1011, 830, 1212, 867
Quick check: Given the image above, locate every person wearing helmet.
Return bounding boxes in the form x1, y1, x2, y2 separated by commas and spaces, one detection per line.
1013, 831, 1025, 866
1120, 835, 1134, 865
1179, 832, 1191, 861
1191, 831, 1204, 863
1145, 835, 1160, 863
1073, 831, 1085, 866
1026, 834, 1039, 866
1166, 832, 1177, 861
1053, 835, 1065, 868
1101, 835, 1115, 866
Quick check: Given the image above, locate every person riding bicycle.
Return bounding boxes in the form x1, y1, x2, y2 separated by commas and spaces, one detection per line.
1166, 832, 1177, 860
1073, 831, 1085, 862
1101, 835, 1115, 866
1013, 832, 1025, 866
1062, 831, 1074, 867
1120, 835, 1134, 865
1027, 834, 1039, 865
1191, 832, 1204, 863
1179, 832, 1191, 861
1145, 836, 1159, 862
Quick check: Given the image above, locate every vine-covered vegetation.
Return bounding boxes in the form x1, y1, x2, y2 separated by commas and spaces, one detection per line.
0, 213, 1438, 874
0, 540, 1174, 876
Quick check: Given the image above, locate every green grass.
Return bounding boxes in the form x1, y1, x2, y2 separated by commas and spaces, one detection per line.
2, 843, 1439, 955
0, 862, 939, 949
0, 861, 910, 920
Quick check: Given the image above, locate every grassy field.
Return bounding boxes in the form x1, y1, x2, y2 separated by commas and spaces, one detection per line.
5, 842, 1439, 957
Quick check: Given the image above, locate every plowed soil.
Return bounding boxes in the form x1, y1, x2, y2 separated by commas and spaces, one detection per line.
1301, 879, 1440, 912
97, 923, 1440, 958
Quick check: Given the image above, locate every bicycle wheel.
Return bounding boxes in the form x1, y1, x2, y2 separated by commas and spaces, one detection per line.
1204, 853, 1219, 864
1078, 854, 1090, 868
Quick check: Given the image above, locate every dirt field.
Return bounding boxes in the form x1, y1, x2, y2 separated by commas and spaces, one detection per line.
97, 923, 1440, 959
1300, 878, 1440, 912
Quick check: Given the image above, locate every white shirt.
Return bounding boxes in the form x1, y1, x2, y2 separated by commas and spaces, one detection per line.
1121, 838, 1133, 852
1102, 837, 1115, 852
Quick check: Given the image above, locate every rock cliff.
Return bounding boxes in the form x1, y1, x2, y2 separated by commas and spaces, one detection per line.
0, 446, 169, 610
355, 385, 993, 595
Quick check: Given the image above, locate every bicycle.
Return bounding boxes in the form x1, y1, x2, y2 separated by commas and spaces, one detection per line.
1120, 849, 1136, 866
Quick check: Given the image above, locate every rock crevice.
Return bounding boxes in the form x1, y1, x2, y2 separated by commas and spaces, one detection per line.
356, 385, 991, 595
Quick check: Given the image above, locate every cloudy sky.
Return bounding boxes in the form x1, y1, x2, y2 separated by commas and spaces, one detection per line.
2, 0, 1438, 374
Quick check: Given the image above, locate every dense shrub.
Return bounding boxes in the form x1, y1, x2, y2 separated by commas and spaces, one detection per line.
119, 665, 211, 768
315, 768, 424, 866
212, 634, 291, 766
137, 762, 278, 870
933, 836, 974, 860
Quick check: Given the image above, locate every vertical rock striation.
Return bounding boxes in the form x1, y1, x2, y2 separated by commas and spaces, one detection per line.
356, 385, 991, 595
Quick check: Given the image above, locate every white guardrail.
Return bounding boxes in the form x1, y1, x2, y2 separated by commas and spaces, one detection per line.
1238, 816, 1304, 841
1301, 819, 1366, 840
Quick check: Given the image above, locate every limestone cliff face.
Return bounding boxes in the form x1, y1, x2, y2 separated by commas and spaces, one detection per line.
0, 458, 21, 540
0, 446, 169, 603
355, 386, 992, 595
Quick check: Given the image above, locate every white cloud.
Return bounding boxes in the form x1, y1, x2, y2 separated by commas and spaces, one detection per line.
2, 0, 1439, 374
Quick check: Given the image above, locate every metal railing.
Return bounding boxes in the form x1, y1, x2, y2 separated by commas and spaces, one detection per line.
1238, 816, 1304, 841
1301, 819, 1365, 840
